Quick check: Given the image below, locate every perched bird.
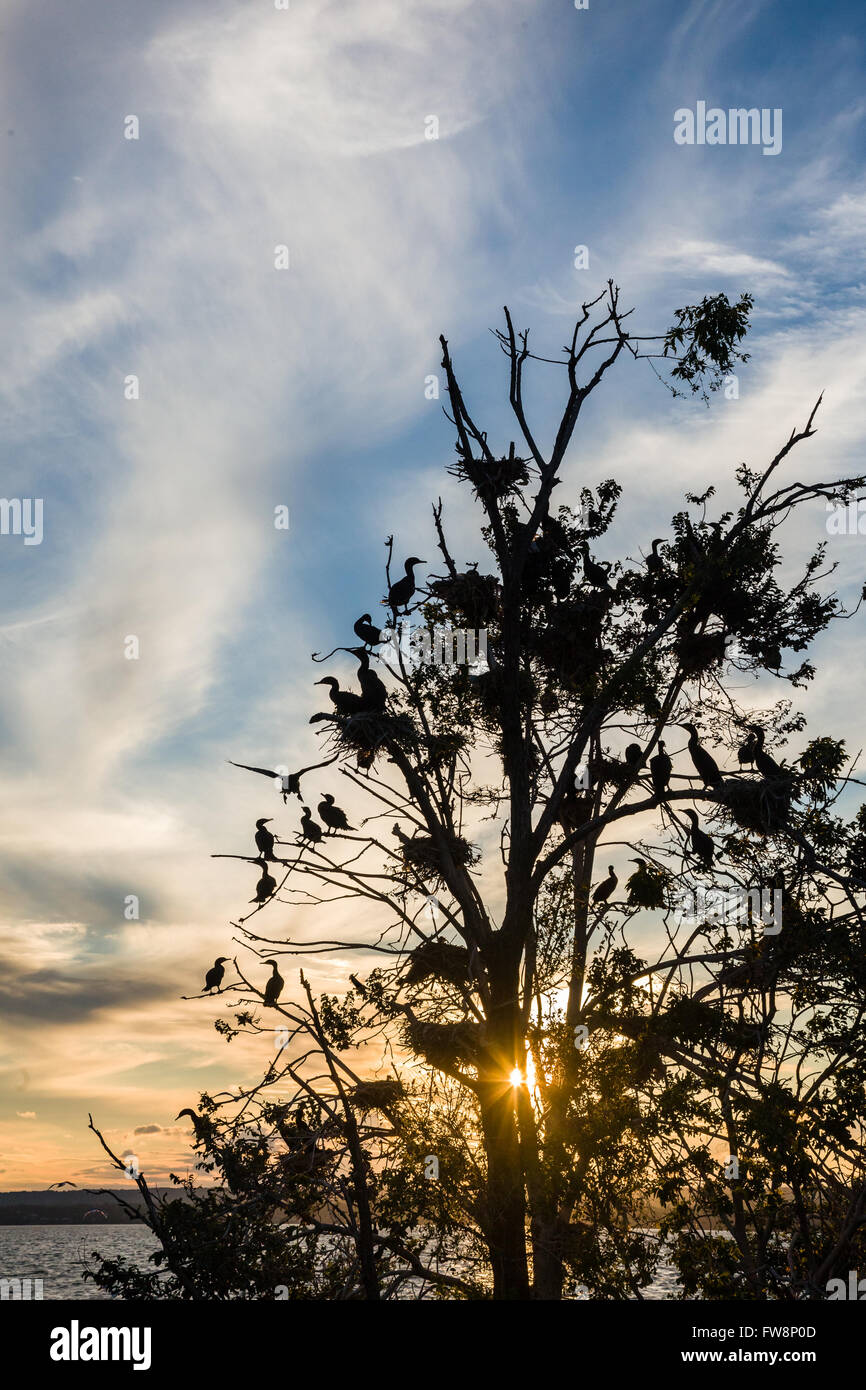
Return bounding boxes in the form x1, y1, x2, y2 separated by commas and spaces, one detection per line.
299, 806, 323, 844
251, 862, 277, 904
645, 537, 666, 575
353, 613, 383, 648
592, 865, 618, 904
679, 723, 724, 788
350, 647, 387, 713
203, 956, 230, 993
263, 960, 284, 1007
580, 543, 612, 590
387, 557, 425, 617
314, 675, 366, 716
683, 808, 714, 867
626, 858, 667, 909
650, 741, 672, 798
748, 724, 784, 779
228, 756, 337, 803
254, 817, 276, 860
736, 732, 758, 769
624, 742, 643, 771
318, 793, 353, 834
175, 1108, 208, 1141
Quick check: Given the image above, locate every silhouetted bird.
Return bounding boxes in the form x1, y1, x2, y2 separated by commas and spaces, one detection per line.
650, 741, 672, 797
300, 806, 323, 844
684, 808, 714, 867
315, 675, 366, 716
737, 732, 758, 769
228, 757, 336, 802
580, 543, 612, 590
624, 743, 643, 770
175, 1108, 208, 1141
350, 647, 387, 713
354, 614, 383, 648
680, 722, 724, 788
387, 557, 425, 617
263, 960, 284, 1007
318, 793, 353, 834
592, 865, 618, 904
254, 817, 276, 860
646, 537, 666, 575
251, 862, 277, 903
204, 956, 230, 993
626, 858, 666, 909
748, 724, 784, 779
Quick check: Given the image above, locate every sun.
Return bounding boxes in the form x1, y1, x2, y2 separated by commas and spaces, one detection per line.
509, 1067, 523, 1087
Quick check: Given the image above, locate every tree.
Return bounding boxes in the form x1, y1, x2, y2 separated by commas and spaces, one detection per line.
90, 284, 866, 1301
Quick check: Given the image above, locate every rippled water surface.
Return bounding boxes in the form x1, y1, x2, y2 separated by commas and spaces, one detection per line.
0, 1225, 162, 1300
0, 1224, 681, 1299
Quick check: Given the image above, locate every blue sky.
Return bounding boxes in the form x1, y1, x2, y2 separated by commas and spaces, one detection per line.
1, 0, 866, 1186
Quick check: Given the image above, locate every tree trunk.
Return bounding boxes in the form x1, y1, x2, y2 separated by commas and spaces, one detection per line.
477, 952, 530, 1300
530, 840, 596, 1299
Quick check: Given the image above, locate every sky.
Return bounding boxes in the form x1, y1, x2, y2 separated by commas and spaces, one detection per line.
1, 0, 865, 1189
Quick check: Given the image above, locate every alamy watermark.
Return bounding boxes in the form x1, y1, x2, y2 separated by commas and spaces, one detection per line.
1, 1275, 43, 1299
674, 102, 782, 156
381, 617, 488, 673
826, 500, 866, 536
671, 886, 782, 935
0, 497, 43, 545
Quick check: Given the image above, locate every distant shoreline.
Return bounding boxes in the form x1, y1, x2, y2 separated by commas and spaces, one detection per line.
0, 1189, 183, 1225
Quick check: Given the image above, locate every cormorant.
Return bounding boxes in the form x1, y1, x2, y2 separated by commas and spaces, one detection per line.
387, 557, 425, 617
683, 808, 714, 867
251, 862, 277, 903
679, 723, 724, 788
624, 743, 643, 770
263, 960, 284, 1007
579, 543, 612, 590
748, 724, 784, 779
646, 538, 666, 575
254, 817, 276, 860
350, 647, 387, 713
354, 613, 383, 648
175, 1108, 208, 1141
204, 956, 230, 993
626, 858, 666, 909
300, 806, 323, 844
314, 675, 366, 716
650, 741, 672, 798
318, 793, 353, 834
592, 865, 618, 904
737, 732, 758, 769
228, 756, 337, 802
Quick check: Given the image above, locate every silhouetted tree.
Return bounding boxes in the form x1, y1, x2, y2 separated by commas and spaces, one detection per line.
91, 284, 866, 1300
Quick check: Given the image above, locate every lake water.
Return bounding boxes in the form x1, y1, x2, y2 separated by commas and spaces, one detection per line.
0, 1224, 680, 1299
0, 1225, 162, 1300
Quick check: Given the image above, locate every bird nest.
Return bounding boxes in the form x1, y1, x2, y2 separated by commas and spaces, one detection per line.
676, 630, 727, 676
347, 1078, 405, 1113
336, 711, 417, 768
426, 571, 501, 628
403, 1019, 481, 1069
405, 939, 471, 987
721, 775, 792, 833
449, 451, 531, 501
394, 830, 480, 882
421, 731, 467, 769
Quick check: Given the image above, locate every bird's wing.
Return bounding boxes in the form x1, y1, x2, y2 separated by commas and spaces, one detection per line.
295, 754, 340, 777
228, 760, 278, 779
